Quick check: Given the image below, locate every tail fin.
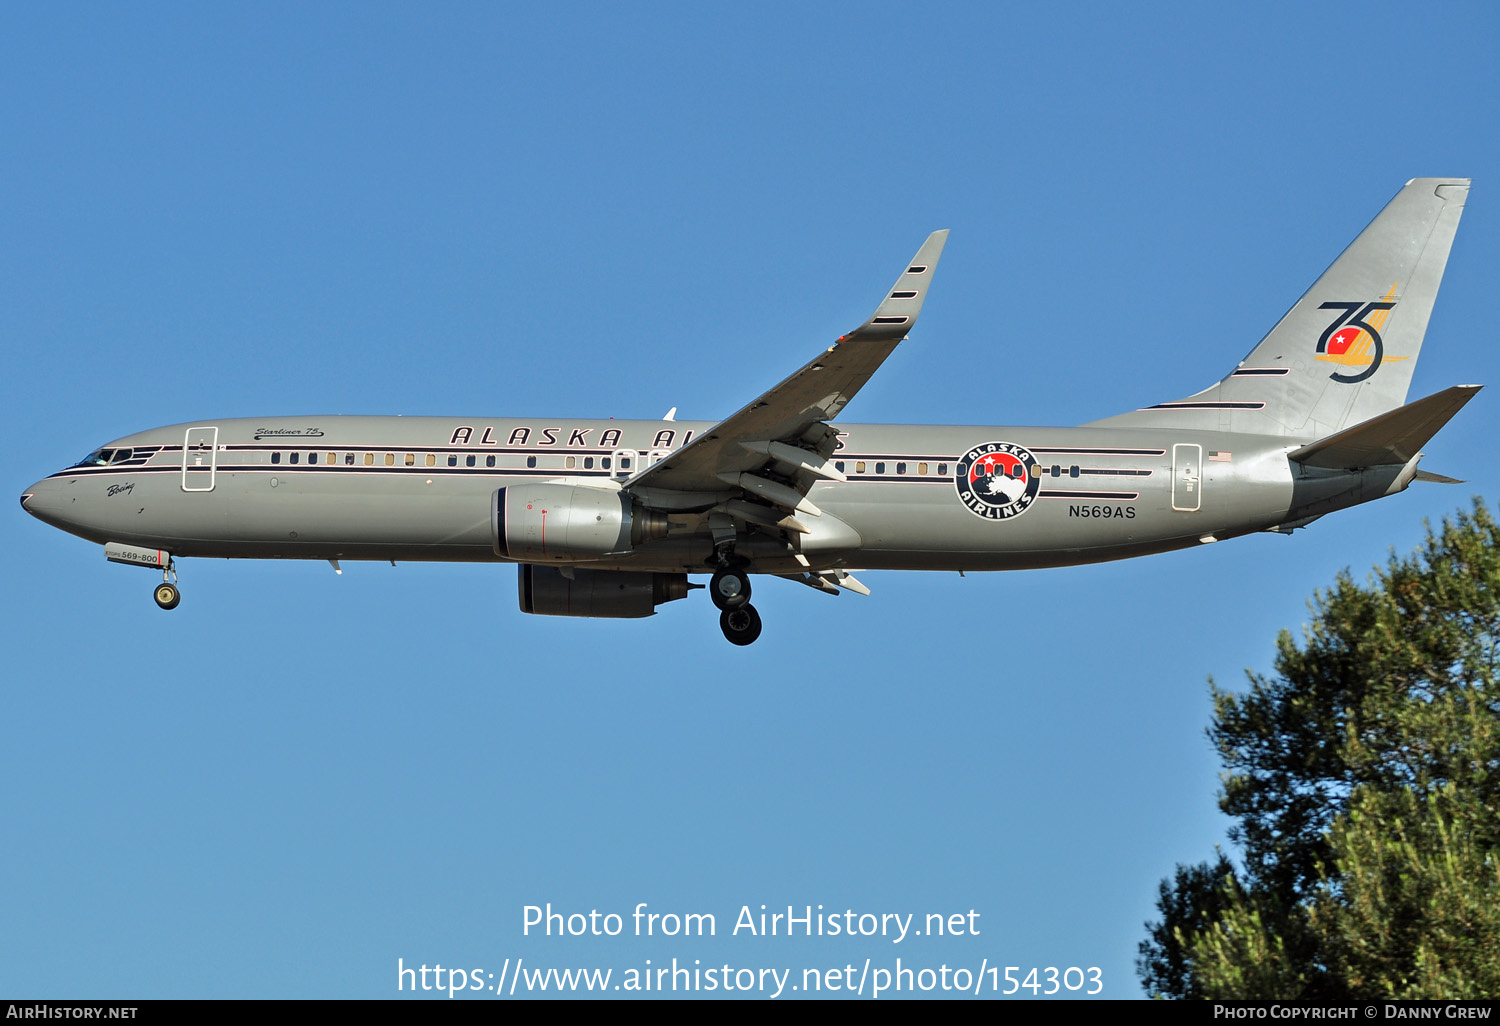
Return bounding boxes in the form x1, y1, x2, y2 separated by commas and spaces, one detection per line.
1090, 179, 1470, 438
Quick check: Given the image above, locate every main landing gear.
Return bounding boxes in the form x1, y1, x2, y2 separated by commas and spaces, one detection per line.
709, 563, 761, 645
708, 568, 751, 610
719, 604, 762, 646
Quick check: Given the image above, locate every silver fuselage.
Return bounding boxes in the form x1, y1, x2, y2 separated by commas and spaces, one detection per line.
21, 415, 1408, 575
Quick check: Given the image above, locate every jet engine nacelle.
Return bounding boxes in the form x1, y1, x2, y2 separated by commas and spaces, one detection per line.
493, 483, 668, 561
518, 565, 691, 618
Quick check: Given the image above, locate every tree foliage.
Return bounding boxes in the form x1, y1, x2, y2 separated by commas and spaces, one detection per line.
1139, 500, 1500, 999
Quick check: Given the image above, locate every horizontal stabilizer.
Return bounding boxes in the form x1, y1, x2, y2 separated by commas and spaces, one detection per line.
1414, 470, 1464, 484
1287, 384, 1481, 469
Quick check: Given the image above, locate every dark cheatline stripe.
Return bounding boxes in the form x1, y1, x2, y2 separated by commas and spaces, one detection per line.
1029, 447, 1166, 456
55, 461, 1156, 486
48, 465, 619, 481
1039, 490, 1140, 501
1230, 367, 1290, 376
836, 452, 957, 462
844, 476, 951, 484
166, 442, 1170, 465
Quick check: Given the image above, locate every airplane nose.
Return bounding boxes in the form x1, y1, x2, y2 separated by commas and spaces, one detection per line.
22, 475, 109, 542
21, 478, 59, 521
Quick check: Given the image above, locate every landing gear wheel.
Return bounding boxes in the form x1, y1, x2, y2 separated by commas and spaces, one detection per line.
709, 569, 751, 610
719, 603, 762, 646
154, 582, 181, 610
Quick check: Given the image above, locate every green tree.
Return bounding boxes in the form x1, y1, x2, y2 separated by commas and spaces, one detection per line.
1139, 500, 1500, 999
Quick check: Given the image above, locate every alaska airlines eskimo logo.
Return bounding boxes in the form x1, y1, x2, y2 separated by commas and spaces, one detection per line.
955, 442, 1041, 520
1314, 284, 1406, 384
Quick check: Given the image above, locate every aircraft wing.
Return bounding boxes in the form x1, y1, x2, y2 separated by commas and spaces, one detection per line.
623, 230, 948, 517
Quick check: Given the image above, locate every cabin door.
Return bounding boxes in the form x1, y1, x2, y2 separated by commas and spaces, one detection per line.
182, 426, 219, 492
1171, 443, 1202, 512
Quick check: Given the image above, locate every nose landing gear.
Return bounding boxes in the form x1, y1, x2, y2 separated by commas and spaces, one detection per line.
153, 564, 180, 610
103, 543, 181, 610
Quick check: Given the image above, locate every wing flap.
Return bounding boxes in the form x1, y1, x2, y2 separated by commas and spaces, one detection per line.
777, 569, 872, 596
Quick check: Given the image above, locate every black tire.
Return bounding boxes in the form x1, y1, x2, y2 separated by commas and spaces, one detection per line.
719, 603, 762, 646
709, 569, 751, 610
154, 582, 181, 610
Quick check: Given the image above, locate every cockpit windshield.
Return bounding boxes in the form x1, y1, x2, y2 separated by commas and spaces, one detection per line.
73, 448, 134, 467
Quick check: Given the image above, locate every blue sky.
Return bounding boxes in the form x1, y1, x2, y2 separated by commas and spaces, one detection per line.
3, 1, 1497, 999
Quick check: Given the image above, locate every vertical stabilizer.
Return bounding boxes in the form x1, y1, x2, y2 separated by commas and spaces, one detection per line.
1090, 179, 1469, 438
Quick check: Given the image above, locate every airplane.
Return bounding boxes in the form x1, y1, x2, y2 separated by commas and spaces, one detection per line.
20, 178, 1478, 646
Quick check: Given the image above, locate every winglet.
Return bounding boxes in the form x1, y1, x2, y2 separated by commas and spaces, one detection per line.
845, 230, 950, 343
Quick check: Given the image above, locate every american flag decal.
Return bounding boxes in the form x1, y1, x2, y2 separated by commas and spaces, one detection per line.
1209, 451, 1232, 463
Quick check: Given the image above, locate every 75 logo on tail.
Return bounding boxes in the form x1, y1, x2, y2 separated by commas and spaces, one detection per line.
1315, 284, 1402, 383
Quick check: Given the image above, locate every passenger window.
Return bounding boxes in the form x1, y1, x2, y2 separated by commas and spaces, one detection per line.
918, 462, 927, 475
290, 452, 300, 465
938, 463, 948, 476
345, 453, 354, 465
405, 453, 415, 466
566, 456, 576, 469
835, 461, 845, 473
486, 455, 496, 468
876, 462, 886, 474
526, 456, 537, 469
327, 453, 336, 464
308, 452, 318, 465
447, 455, 458, 467
584, 457, 594, 469
426, 454, 435, 467
271, 452, 281, 465
466, 455, 476, 467
855, 461, 866, 474
896, 462, 906, 475
1070, 465, 1079, 478
384, 453, 395, 466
